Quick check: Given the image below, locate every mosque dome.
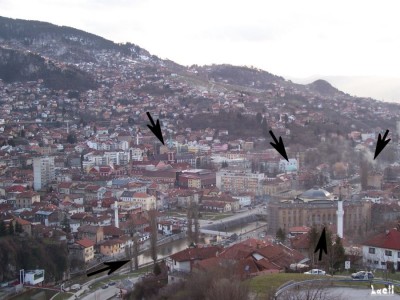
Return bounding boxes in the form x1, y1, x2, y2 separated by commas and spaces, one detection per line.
297, 187, 336, 202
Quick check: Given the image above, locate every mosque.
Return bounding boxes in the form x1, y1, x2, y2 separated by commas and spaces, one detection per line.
268, 187, 372, 238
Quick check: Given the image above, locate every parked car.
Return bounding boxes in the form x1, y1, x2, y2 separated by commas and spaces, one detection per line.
304, 269, 326, 275
102, 284, 109, 289
351, 271, 374, 280
71, 284, 81, 290
109, 281, 116, 286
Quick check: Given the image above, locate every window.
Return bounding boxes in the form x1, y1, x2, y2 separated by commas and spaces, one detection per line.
381, 262, 386, 266
374, 261, 379, 264
398, 252, 400, 259
385, 250, 392, 256
367, 259, 372, 263
369, 247, 375, 254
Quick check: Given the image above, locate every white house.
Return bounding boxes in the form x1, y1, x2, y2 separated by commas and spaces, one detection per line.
278, 158, 298, 173
232, 194, 252, 207
362, 228, 400, 271
158, 221, 173, 235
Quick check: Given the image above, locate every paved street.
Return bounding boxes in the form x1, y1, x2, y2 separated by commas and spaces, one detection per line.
80, 285, 118, 300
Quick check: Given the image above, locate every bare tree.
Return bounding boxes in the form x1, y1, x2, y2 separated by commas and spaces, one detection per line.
132, 233, 139, 270
187, 202, 200, 244
148, 209, 158, 264
193, 203, 200, 244
125, 214, 141, 272
205, 278, 249, 300
279, 281, 342, 300
187, 205, 193, 242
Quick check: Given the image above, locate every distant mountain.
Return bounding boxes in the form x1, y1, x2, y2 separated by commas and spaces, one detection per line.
0, 15, 378, 102
307, 79, 345, 97
0, 47, 97, 91
203, 64, 286, 89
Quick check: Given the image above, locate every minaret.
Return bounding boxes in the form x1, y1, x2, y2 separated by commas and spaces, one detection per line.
336, 189, 344, 238
114, 201, 119, 228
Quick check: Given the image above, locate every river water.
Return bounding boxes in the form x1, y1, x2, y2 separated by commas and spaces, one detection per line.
137, 221, 265, 266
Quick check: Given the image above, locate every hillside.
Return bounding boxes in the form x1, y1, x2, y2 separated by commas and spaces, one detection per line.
0, 47, 98, 91
0, 16, 151, 63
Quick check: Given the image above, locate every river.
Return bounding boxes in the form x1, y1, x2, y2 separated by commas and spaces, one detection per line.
137, 221, 266, 266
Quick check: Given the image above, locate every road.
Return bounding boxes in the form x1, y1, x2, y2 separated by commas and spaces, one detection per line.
80, 285, 118, 300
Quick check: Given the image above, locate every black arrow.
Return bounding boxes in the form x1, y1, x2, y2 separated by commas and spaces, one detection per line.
146, 112, 165, 145
87, 260, 130, 277
269, 130, 288, 161
314, 227, 327, 261
374, 129, 391, 159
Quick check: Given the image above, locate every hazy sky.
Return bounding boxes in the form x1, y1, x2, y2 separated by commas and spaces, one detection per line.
2, 0, 400, 100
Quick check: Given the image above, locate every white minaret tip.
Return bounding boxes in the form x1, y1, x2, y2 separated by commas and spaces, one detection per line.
114, 201, 119, 228
336, 194, 344, 238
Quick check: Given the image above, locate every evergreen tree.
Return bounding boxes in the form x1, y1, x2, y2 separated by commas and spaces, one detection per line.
0, 221, 6, 237
8, 223, 14, 235
15, 221, 23, 234
276, 227, 286, 243
308, 224, 320, 265
61, 215, 71, 234
331, 235, 346, 271
153, 262, 161, 276
66, 133, 77, 144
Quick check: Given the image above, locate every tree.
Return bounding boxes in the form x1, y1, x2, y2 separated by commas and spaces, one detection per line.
193, 204, 200, 244
61, 215, 71, 234
8, 223, 14, 235
187, 203, 200, 245
308, 224, 320, 266
276, 227, 286, 243
125, 215, 140, 272
66, 133, 77, 144
0, 221, 6, 237
15, 222, 23, 234
279, 280, 342, 300
256, 112, 262, 124
153, 262, 161, 276
330, 235, 346, 272
132, 233, 140, 271
148, 209, 158, 264
187, 206, 193, 242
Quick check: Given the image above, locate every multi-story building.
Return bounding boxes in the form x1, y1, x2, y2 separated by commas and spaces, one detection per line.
268, 187, 372, 236
362, 227, 400, 271
120, 192, 156, 211
33, 156, 55, 191
15, 191, 40, 208
216, 169, 264, 194
177, 169, 216, 189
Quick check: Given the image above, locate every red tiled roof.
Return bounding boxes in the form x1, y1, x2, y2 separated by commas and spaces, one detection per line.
170, 246, 221, 262
76, 238, 95, 248
289, 226, 310, 233
133, 192, 150, 198
103, 225, 124, 237
14, 217, 31, 226
363, 228, 400, 250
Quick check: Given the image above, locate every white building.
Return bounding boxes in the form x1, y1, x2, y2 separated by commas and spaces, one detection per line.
33, 157, 55, 191
23, 269, 45, 285
216, 169, 264, 194
278, 158, 298, 173
362, 228, 400, 271
232, 194, 252, 207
